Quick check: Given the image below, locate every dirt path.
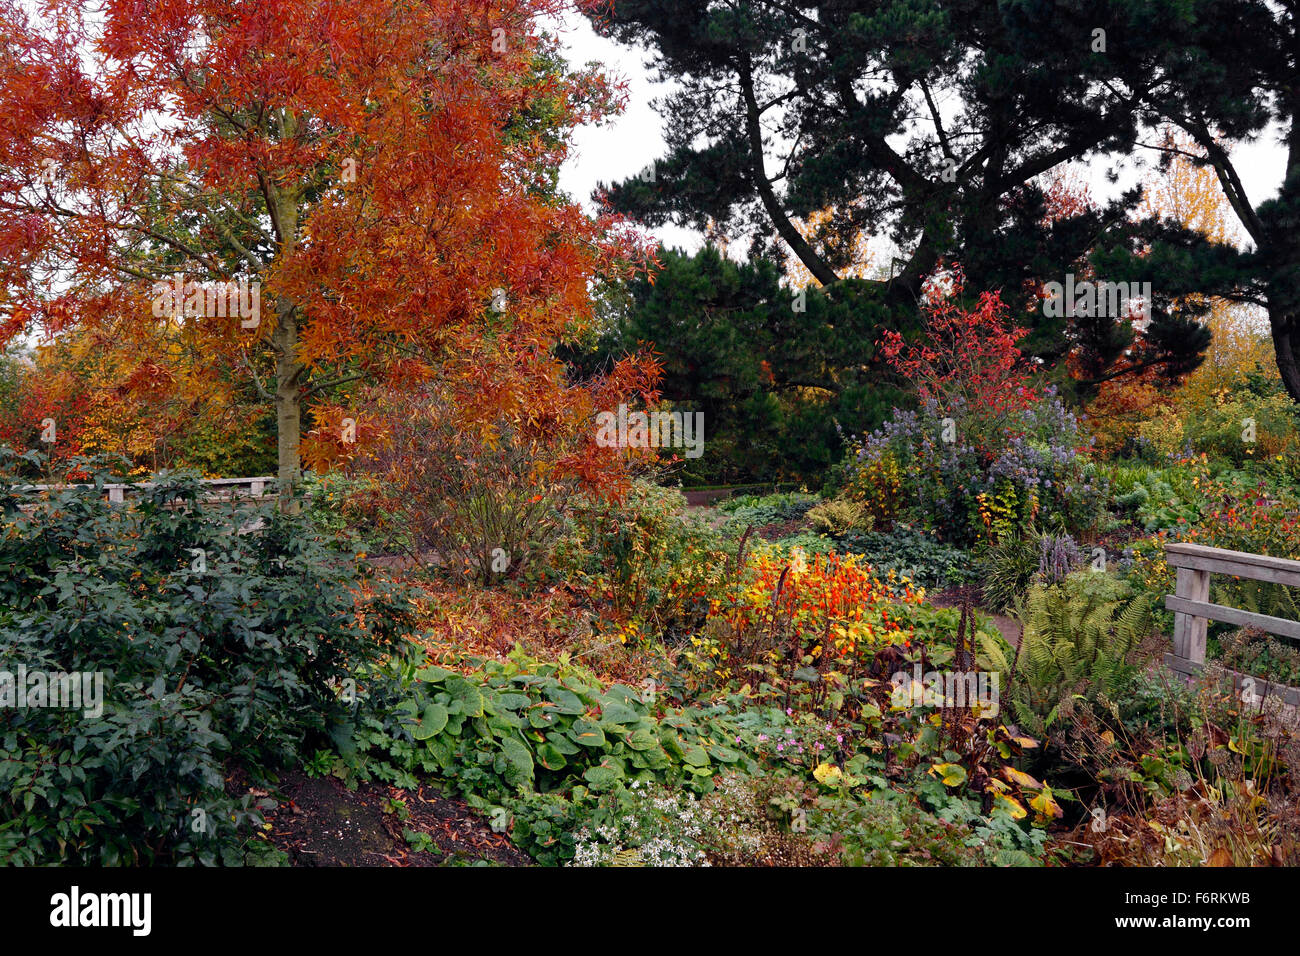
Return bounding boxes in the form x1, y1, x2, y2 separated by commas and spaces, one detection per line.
929, 589, 1022, 649
260, 771, 530, 867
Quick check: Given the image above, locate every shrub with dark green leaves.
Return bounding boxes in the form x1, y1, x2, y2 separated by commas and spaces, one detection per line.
717, 491, 819, 531
837, 526, 976, 590
300, 469, 406, 556
0, 464, 413, 864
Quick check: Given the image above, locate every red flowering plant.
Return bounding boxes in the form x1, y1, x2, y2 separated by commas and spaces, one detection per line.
850, 277, 1102, 545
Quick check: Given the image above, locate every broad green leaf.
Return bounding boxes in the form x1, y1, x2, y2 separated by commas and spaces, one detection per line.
582, 764, 621, 791
544, 687, 586, 715
568, 719, 606, 748
499, 737, 534, 788
544, 731, 580, 755
413, 703, 448, 740
681, 744, 710, 767
708, 744, 741, 764
446, 677, 483, 718
603, 685, 644, 709
625, 728, 658, 751
599, 702, 642, 726
536, 743, 568, 771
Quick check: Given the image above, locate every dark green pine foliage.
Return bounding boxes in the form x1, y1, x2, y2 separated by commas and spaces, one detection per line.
585, 0, 1227, 388
566, 245, 909, 485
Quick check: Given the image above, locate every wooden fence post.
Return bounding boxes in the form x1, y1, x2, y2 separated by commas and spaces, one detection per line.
1171, 566, 1211, 666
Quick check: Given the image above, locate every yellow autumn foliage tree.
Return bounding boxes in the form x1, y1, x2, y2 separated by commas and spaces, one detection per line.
21, 311, 274, 477
1086, 131, 1291, 460
784, 206, 882, 289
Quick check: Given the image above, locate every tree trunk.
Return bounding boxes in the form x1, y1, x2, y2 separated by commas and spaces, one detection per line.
1272, 313, 1300, 404
1271, 100, 1300, 405
266, 163, 303, 512
273, 306, 304, 512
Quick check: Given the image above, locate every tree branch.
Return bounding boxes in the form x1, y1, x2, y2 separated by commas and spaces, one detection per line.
737, 55, 840, 286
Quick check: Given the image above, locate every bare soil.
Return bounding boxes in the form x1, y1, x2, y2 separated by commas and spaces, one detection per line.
262, 771, 530, 867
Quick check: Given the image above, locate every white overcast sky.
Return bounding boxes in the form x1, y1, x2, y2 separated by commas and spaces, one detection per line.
551, 12, 1291, 258
551, 14, 703, 251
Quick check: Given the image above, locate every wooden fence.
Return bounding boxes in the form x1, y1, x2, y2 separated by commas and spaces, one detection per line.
14, 476, 276, 504
1164, 542, 1300, 707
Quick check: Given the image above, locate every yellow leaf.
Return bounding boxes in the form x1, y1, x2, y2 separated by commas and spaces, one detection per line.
610, 848, 643, 867
813, 762, 843, 787
992, 792, 1027, 819
931, 762, 967, 787
1030, 789, 1064, 820
1002, 766, 1042, 789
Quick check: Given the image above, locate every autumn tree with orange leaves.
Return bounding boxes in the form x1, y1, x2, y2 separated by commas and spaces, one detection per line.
0, 0, 652, 502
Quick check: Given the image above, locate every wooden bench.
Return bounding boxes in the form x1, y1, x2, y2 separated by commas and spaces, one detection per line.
1164, 542, 1300, 706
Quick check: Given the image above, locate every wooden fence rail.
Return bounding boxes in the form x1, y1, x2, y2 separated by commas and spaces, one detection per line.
13, 476, 277, 504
